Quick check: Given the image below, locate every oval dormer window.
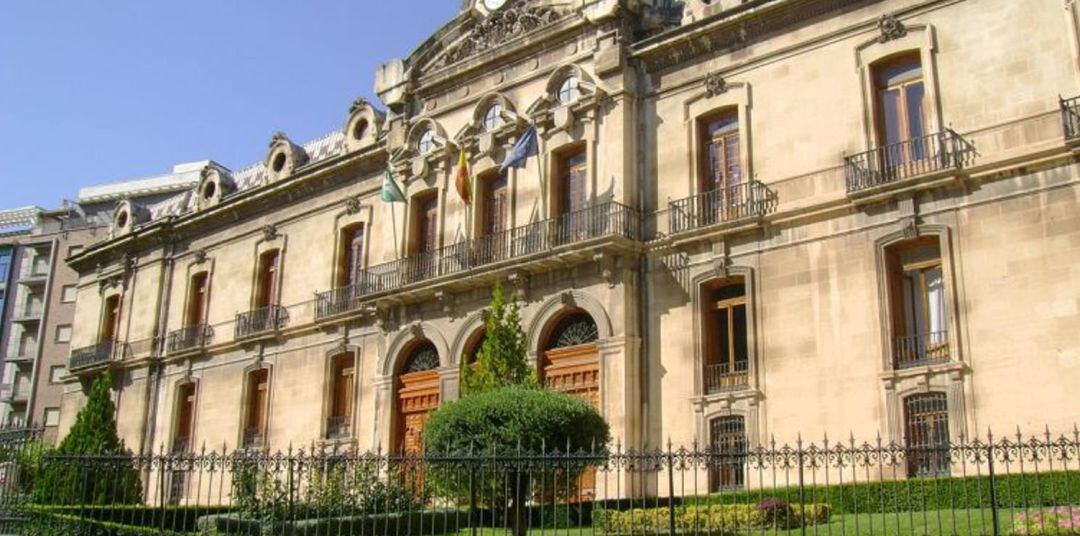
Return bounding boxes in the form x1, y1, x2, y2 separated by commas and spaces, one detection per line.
417, 129, 435, 155
116, 211, 129, 229
483, 104, 504, 132
202, 181, 217, 201
352, 119, 369, 142
271, 152, 288, 173
558, 76, 581, 105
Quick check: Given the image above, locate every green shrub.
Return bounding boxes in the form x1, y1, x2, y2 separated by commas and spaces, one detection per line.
592, 502, 831, 534
32, 372, 142, 506
460, 283, 537, 395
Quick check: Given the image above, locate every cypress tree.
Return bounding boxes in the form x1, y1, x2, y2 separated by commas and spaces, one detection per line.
460, 282, 537, 395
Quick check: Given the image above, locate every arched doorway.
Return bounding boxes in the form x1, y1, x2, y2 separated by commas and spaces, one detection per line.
393, 340, 441, 455
541, 311, 601, 408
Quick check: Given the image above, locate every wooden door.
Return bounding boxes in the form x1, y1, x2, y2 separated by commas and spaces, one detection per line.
101, 295, 121, 343
556, 149, 588, 243
543, 344, 600, 499
256, 250, 280, 308
875, 54, 926, 173
186, 273, 209, 327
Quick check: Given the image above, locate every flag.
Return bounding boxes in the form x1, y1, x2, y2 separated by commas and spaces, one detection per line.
380, 168, 406, 203
500, 126, 538, 172
455, 149, 471, 205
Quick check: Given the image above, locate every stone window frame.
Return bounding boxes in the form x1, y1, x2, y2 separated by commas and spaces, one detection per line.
237, 363, 274, 450
170, 378, 200, 450
854, 22, 944, 153
181, 254, 215, 329
249, 231, 287, 311
321, 345, 361, 444
404, 118, 450, 179
60, 284, 77, 304
343, 98, 384, 153
681, 79, 753, 202
54, 324, 72, 344
330, 204, 373, 290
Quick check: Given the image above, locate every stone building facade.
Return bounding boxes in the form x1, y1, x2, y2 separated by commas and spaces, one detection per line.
59, 0, 1080, 486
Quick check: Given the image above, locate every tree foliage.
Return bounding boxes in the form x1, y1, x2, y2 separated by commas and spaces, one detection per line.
460, 282, 536, 394
33, 372, 142, 505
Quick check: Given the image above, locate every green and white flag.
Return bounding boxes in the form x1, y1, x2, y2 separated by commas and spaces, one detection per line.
380, 168, 406, 203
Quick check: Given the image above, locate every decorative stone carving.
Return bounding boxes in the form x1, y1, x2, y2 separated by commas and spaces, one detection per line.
436, 6, 565, 69
711, 255, 731, 279
877, 14, 907, 43
193, 249, 208, 264
344, 196, 362, 215
594, 253, 617, 289
434, 290, 454, 315
560, 290, 576, 306
507, 271, 529, 300
704, 72, 728, 98
348, 97, 369, 116
262, 225, 279, 242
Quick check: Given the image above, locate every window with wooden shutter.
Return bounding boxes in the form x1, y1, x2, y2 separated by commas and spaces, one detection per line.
186, 272, 209, 327
481, 174, 509, 236
244, 369, 269, 447
411, 195, 439, 254
255, 250, 280, 308
100, 295, 122, 343
557, 148, 588, 216
327, 354, 355, 439
700, 112, 741, 193
338, 225, 365, 288
174, 383, 196, 452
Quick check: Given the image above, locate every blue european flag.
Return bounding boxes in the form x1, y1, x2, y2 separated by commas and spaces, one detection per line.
500, 126, 538, 173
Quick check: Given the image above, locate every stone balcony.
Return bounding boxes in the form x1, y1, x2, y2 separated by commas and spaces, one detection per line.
315, 201, 641, 321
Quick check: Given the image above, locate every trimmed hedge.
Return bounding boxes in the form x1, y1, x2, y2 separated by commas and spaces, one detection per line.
197, 509, 462, 536
23, 504, 231, 535
706, 470, 1080, 514
593, 503, 831, 535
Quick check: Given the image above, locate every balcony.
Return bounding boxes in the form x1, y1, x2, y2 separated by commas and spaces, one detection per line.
69, 340, 126, 372
892, 331, 950, 370
704, 361, 749, 394
325, 416, 352, 440
668, 181, 778, 236
315, 201, 640, 318
844, 130, 975, 199
1, 384, 29, 404
1062, 95, 1080, 143
235, 305, 289, 340
11, 305, 43, 322
167, 324, 214, 355
17, 268, 49, 285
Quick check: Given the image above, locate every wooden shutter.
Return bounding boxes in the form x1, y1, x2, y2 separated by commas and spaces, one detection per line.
484, 175, 509, 235
187, 273, 209, 326
257, 251, 280, 308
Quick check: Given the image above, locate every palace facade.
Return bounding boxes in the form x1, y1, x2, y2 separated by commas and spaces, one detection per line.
59, 0, 1080, 485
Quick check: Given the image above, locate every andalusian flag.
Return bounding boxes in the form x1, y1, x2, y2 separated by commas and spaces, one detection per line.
455, 150, 471, 205
380, 168, 406, 203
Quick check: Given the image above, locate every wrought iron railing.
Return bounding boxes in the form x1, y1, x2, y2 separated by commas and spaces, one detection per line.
669, 180, 778, 235
1062, 95, 1080, 140
704, 360, 750, 394
9, 428, 1080, 536
316, 202, 639, 316
68, 340, 125, 371
326, 416, 351, 440
235, 305, 289, 339
166, 324, 214, 354
844, 130, 976, 194
893, 330, 951, 369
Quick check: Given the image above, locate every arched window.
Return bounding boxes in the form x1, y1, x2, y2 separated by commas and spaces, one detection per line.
402, 341, 440, 374
463, 328, 486, 366
545, 312, 599, 351
557, 76, 581, 105
417, 129, 436, 155
904, 392, 950, 477
708, 416, 747, 491
483, 104, 504, 131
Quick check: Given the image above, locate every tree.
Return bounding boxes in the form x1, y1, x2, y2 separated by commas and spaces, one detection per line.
424, 386, 610, 536
460, 282, 536, 394
33, 371, 142, 505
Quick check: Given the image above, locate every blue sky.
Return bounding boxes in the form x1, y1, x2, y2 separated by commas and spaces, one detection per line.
0, 1, 460, 209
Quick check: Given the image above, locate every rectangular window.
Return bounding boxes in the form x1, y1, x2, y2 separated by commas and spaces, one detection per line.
709, 416, 747, 491
703, 278, 749, 393
49, 365, 66, 383
874, 53, 926, 165
327, 354, 355, 439
255, 251, 280, 309
44, 408, 60, 427
186, 272, 210, 326
174, 383, 197, 452
700, 111, 742, 193
0, 250, 11, 281
61, 285, 77, 303
339, 226, 365, 288
481, 174, 510, 236
244, 369, 270, 447
904, 393, 950, 477
101, 295, 122, 343
412, 196, 439, 254
887, 238, 949, 369
556, 147, 588, 216
54, 325, 72, 343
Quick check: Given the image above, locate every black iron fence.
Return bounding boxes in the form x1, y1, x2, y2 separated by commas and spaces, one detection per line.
1062, 96, 1080, 141
315, 202, 639, 319
669, 180, 779, 235
2, 427, 1078, 535
167, 324, 214, 354
234, 305, 289, 339
68, 340, 126, 372
844, 130, 976, 194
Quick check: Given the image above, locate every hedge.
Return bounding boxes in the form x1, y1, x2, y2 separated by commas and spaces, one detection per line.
593, 503, 831, 535
22, 504, 231, 535
704, 470, 1080, 514
197, 509, 462, 536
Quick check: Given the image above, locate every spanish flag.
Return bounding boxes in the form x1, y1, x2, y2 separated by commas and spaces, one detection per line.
455, 149, 471, 205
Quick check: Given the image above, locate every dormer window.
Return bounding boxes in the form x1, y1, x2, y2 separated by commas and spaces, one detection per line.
483, 104, 504, 131
115, 211, 129, 229
558, 76, 581, 105
201, 182, 217, 201
352, 119, 369, 141
271, 153, 288, 173
417, 129, 436, 155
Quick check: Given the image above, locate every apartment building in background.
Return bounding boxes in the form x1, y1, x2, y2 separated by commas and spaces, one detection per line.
0, 163, 203, 439
56, 0, 1080, 490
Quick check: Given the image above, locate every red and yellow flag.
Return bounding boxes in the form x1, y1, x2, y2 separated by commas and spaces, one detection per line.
455, 149, 471, 205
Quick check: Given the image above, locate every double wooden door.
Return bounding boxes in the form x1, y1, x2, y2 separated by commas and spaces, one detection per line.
543, 343, 600, 498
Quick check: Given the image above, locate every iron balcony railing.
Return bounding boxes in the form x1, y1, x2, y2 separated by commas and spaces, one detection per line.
893, 330, 951, 370
326, 416, 351, 440
68, 340, 125, 371
704, 360, 750, 394
234, 305, 289, 339
844, 129, 976, 194
1062, 95, 1080, 140
166, 324, 214, 354
316, 202, 639, 318
668, 180, 778, 235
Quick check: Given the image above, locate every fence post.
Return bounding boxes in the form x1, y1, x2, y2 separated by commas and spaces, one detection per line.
666, 441, 676, 536
157, 449, 167, 535
469, 444, 478, 536
797, 435, 807, 536
987, 430, 1001, 536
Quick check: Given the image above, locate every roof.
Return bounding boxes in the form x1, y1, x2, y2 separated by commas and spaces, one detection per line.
0, 206, 42, 231
76, 161, 209, 204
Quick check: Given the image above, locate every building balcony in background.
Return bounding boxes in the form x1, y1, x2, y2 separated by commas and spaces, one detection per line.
1062, 95, 1080, 143
844, 130, 975, 198
704, 361, 749, 394
167, 324, 214, 355
892, 331, 951, 370
69, 340, 126, 373
235, 306, 289, 340
668, 180, 778, 236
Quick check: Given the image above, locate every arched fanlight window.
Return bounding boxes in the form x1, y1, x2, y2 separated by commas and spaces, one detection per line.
557, 76, 581, 105
483, 104, 504, 131
401, 341, 440, 374
417, 129, 436, 155
545, 312, 599, 351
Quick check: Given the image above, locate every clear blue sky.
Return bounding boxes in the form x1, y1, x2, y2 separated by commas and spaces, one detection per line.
0, 1, 460, 209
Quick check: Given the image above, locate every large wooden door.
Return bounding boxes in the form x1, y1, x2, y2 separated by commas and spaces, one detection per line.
396, 370, 440, 455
